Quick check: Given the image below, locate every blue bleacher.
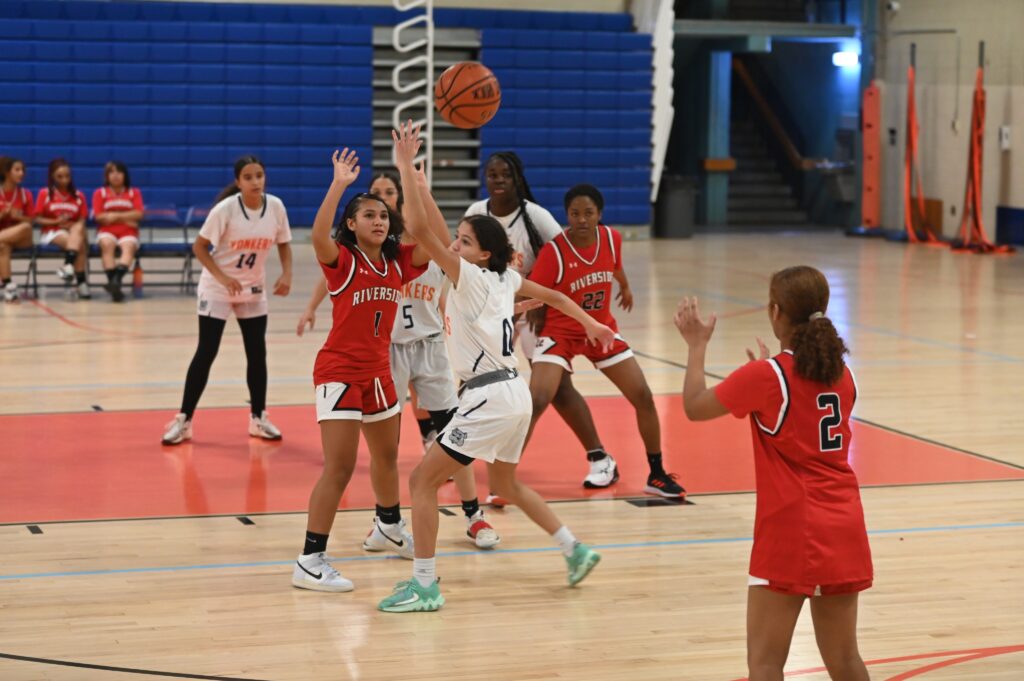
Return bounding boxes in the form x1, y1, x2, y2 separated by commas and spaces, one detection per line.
2, 0, 647, 226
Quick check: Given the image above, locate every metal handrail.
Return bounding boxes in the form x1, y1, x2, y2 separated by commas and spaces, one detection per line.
391, 0, 434, 186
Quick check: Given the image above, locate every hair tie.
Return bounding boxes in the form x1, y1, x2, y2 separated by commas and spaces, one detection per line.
808, 311, 825, 322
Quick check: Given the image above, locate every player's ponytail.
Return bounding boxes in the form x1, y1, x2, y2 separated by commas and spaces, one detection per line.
47, 157, 76, 197
214, 155, 264, 205
464, 215, 513, 274
769, 266, 848, 386
489, 151, 545, 257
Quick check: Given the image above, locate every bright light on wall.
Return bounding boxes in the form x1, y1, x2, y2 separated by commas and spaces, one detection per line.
832, 51, 859, 68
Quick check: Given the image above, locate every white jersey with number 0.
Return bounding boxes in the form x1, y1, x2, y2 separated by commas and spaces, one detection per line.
445, 263, 522, 382
197, 193, 292, 303
463, 199, 562, 276
391, 261, 445, 344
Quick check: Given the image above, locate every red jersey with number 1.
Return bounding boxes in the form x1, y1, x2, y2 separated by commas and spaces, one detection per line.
314, 243, 426, 384
714, 350, 873, 587
528, 224, 622, 338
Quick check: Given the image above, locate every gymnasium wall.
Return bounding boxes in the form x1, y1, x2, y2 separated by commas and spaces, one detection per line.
158, 0, 629, 11
875, 0, 1024, 238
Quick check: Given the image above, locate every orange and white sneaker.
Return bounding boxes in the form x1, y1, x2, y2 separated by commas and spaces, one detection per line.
466, 511, 500, 549
485, 492, 510, 509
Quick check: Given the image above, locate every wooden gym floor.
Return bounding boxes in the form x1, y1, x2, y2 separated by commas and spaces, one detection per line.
0, 233, 1022, 680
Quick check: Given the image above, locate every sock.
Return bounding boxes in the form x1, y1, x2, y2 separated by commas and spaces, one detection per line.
114, 264, 129, 282
64, 250, 77, 265
416, 417, 434, 438
75, 271, 87, 284
105, 269, 116, 283
1, 278, 10, 286
461, 498, 480, 519
303, 531, 328, 556
586, 448, 608, 462
553, 525, 578, 557
375, 504, 402, 525
647, 452, 665, 477
413, 557, 436, 587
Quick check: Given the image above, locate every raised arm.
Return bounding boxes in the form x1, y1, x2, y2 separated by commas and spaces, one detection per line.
393, 122, 463, 283
517, 278, 614, 351
312, 149, 360, 266
673, 297, 729, 421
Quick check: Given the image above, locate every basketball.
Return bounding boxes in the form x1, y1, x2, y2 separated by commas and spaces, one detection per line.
434, 61, 501, 129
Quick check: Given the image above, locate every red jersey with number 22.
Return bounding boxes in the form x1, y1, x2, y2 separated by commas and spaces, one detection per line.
529, 224, 622, 338
314, 243, 426, 384
714, 350, 872, 587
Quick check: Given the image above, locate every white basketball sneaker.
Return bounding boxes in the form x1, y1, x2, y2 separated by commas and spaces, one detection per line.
467, 511, 500, 549
161, 413, 192, 445
362, 517, 414, 559
56, 263, 74, 282
249, 411, 282, 440
292, 552, 354, 592
583, 453, 619, 489
76, 281, 91, 299
3, 281, 18, 302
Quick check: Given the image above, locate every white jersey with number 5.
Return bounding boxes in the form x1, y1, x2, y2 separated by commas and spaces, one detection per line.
445, 263, 522, 381
197, 193, 292, 303
391, 261, 445, 344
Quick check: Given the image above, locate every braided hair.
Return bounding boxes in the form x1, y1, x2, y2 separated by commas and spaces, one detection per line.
486, 151, 545, 257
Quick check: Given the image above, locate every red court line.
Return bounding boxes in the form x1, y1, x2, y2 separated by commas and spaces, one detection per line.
729, 644, 1024, 680
28, 299, 123, 335
1, 395, 1021, 524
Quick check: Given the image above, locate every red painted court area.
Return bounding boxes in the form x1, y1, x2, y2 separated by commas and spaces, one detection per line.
1, 395, 1021, 523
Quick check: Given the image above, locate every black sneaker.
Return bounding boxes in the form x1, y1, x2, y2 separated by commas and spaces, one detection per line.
644, 472, 686, 498
105, 280, 125, 303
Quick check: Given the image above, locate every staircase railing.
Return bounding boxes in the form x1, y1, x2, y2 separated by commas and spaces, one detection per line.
390, 0, 434, 185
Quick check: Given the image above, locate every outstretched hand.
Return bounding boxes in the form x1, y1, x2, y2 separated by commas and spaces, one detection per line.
392, 119, 423, 168
673, 296, 717, 347
331, 148, 360, 186
746, 336, 770, 362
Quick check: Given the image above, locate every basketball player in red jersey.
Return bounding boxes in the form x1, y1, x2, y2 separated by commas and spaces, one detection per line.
35, 158, 90, 298
675, 266, 872, 681
293, 143, 449, 593
0, 157, 34, 302
528, 185, 685, 497
92, 161, 144, 302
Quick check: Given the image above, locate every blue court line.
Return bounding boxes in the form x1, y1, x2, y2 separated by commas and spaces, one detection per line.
1, 520, 1020, 582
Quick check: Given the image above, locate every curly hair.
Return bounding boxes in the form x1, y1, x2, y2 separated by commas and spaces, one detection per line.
770, 266, 849, 385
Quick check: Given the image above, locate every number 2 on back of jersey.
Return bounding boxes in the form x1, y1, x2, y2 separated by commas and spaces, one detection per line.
817, 393, 842, 451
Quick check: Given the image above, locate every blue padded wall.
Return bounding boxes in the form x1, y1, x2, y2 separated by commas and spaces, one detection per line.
0, 1, 644, 225
481, 29, 653, 225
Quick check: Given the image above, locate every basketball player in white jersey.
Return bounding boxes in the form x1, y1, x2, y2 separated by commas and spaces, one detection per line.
162, 155, 292, 445
297, 172, 501, 550
464, 152, 619, 501
378, 123, 613, 612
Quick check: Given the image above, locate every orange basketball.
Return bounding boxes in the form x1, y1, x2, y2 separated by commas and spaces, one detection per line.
434, 62, 501, 129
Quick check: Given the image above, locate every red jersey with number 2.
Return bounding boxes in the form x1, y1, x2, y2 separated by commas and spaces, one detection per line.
314, 243, 426, 384
714, 350, 873, 587
529, 224, 622, 337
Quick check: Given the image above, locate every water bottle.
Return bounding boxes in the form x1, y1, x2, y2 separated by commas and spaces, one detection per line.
132, 265, 144, 299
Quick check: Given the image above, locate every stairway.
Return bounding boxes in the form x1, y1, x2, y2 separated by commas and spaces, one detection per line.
372, 27, 481, 227
728, 121, 808, 226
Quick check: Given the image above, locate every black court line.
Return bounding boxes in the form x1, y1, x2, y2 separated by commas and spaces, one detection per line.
438, 508, 456, 516
0, 652, 270, 680
632, 349, 1024, 473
